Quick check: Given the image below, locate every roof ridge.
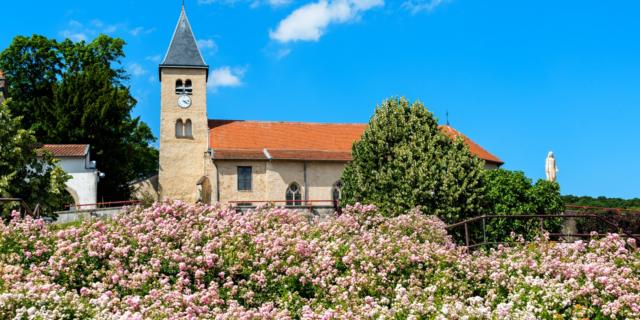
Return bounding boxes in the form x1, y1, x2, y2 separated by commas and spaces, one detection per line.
208, 119, 367, 126
214, 147, 351, 152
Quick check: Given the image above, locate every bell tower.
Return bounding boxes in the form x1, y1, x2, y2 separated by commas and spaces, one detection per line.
158, 5, 210, 202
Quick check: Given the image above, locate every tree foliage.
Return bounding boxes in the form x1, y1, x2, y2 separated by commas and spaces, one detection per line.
562, 195, 640, 209
481, 169, 564, 242
0, 34, 158, 201
0, 99, 70, 217
483, 169, 563, 215
340, 97, 485, 223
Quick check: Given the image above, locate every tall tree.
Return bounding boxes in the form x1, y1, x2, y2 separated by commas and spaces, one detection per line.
0, 34, 158, 201
0, 99, 69, 217
340, 97, 485, 223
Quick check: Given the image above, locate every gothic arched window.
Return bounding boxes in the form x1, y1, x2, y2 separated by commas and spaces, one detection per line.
286, 182, 302, 206
175, 79, 185, 95
185, 79, 192, 95
184, 119, 192, 137
175, 119, 184, 138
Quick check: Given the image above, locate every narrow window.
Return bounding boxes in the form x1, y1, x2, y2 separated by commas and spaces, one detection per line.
237, 166, 252, 191
286, 182, 302, 206
175, 119, 184, 138
175, 80, 184, 95
185, 79, 193, 95
184, 119, 192, 137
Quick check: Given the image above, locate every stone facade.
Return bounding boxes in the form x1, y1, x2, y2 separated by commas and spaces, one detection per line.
212, 160, 345, 204
158, 68, 210, 202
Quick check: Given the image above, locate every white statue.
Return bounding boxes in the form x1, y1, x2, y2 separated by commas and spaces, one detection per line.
545, 151, 558, 182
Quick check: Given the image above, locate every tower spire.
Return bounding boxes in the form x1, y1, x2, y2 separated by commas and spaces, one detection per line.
159, 5, 208, 80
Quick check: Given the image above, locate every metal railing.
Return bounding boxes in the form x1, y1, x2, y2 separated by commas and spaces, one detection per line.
447, 212, 640, 249
64, 200, 141, 210
0, 197, 41, 217
228, 199, 340, 212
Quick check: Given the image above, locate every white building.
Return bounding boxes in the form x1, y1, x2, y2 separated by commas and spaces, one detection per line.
40, 144, 100, 209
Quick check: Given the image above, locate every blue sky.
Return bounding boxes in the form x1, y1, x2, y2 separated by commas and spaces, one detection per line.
2, 0, 640, 198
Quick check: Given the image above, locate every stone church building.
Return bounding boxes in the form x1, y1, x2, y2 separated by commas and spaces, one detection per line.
154, 7, 503, 207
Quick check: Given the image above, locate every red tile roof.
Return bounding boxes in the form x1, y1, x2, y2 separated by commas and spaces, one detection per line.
39, 144, 89, 157
439, 125, 503, 164
209, 120, 365, 151
208, 120, 502, 164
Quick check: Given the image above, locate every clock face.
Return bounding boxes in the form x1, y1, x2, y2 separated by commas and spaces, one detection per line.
178, 95, 192, 108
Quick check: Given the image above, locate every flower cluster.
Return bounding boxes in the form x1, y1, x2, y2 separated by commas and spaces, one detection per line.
0, 202, 639, 319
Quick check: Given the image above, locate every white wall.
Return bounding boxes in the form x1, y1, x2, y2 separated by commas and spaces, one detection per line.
57, 155, 98, 208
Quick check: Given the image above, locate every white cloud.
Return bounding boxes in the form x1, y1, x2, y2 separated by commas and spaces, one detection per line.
130, 26, 156, 36
201, 0, 291, 8
269, 0, 293, 5
269, 0, 383, 43
197, 38, 219, 55
59, 18, 154, 42
145, 55, 162, 63
208, 66, 246, 92
276, 48, 292, 58
128, 63, 148, 77
91, 19, 120, 33
60, 30, 87, 42
402, 0, 448, 14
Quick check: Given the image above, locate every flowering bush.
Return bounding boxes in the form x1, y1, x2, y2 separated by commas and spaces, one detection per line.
1, 202, 639, 319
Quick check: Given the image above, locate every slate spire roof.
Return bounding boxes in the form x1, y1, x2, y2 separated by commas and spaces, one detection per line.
160, 6, 208, 79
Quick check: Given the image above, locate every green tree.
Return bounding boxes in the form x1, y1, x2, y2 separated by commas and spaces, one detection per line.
340, 97, 485, 223
0, 34, 158, 201
481, 169, 564, 242
0, 99, 70, 217
562, 195, 640, 209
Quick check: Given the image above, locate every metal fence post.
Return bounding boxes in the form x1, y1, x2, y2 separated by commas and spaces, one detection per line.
482, 216, 486, 244
464, 222, 470, 247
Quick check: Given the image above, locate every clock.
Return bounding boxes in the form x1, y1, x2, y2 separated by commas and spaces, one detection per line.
177, 95, 192, 108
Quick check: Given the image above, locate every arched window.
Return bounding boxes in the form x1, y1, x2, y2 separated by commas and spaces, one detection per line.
332, 181, 342, 203
175, 80, 185, 95
286, 182, 302, 206
184, 119, 192, 137
185, 79, 192, 95
175, 119, 184, 138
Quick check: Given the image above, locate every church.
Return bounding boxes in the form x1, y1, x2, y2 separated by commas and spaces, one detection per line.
154, 6, 503, 208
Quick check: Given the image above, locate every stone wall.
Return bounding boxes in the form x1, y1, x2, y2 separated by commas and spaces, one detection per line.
158, 68, 210, 202
216, 160, 267, 203
214, 159, 345, 205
